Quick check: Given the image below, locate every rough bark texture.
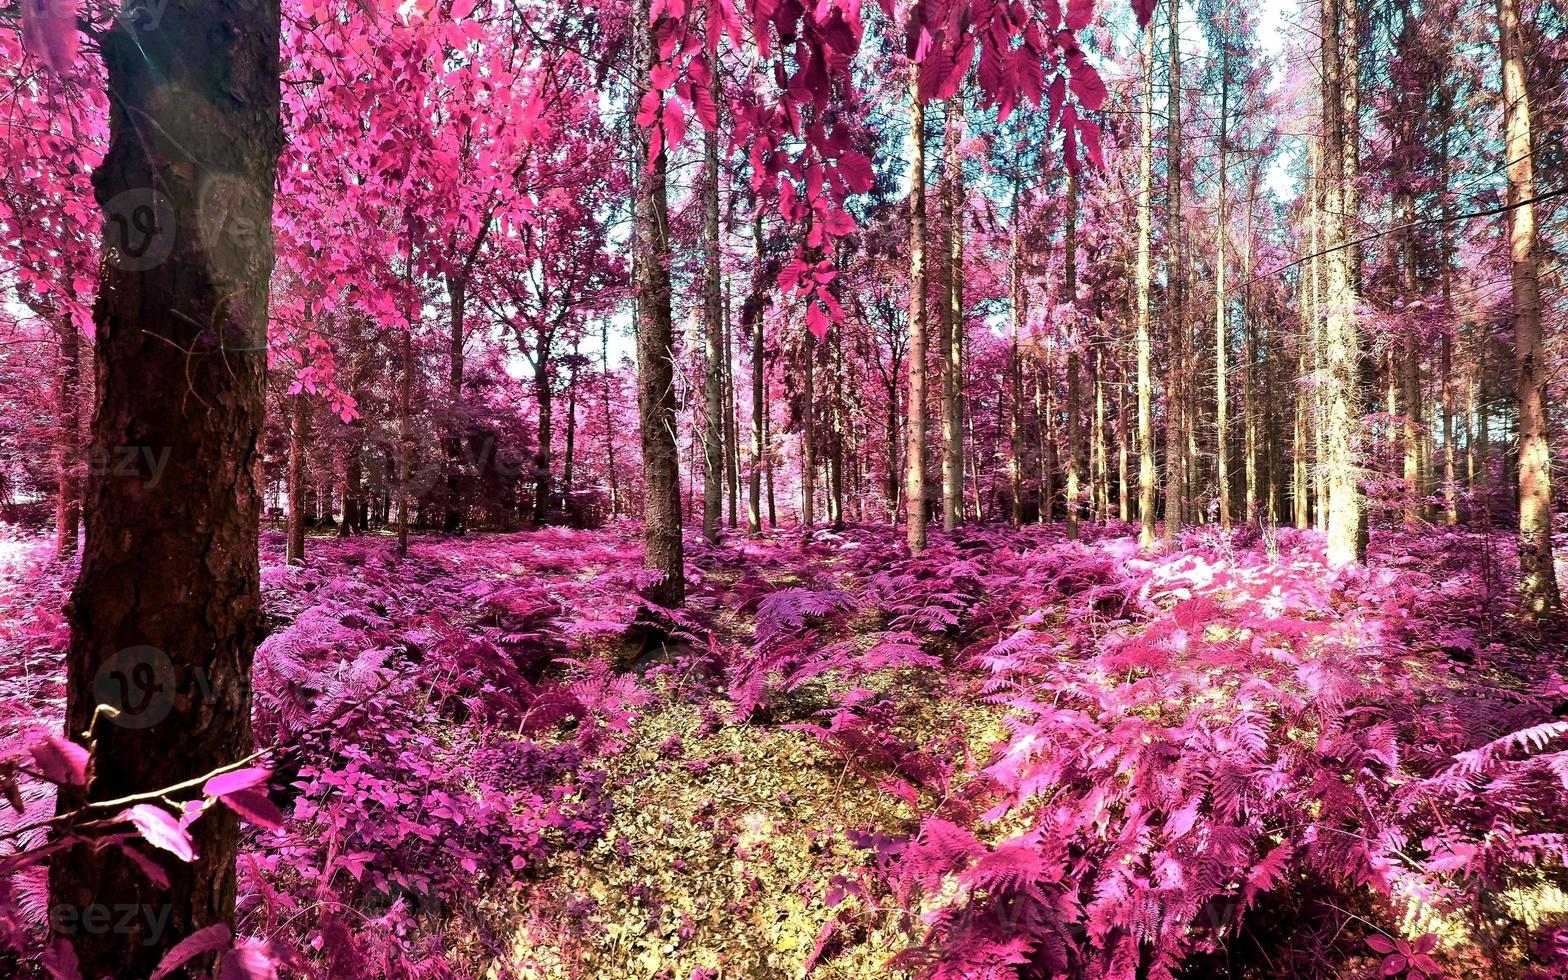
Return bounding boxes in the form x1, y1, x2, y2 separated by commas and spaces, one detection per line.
49, 0, 281, 974
905, 75, 929, 554
1320, 0, 1365, 566
1498, 0, 1562, 612
634, 0, 685, 606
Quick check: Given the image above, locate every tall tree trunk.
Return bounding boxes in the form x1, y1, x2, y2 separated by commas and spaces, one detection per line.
939, 97, 965, 530
287, 392, 309, 564
1498, 0, 1561, 611
724, 283, 741, 528
602, 319, 621, 519
1093, 343, 1108, 522
701, 86, 724, 545
802, 327, 816, 527
396, 324, 413, 556
532, 334, 554, 523
905, 73, 930, 553
50, 0, 280, 973
443, 271, 467, 533
1320, 0, 1365, 565
1009, 157, 1026, 527
635, 0, 684, 606
830, 329, 846, 529
1163, 0, 1185, 542
1137, 11, 1158, 548
748, 210, 766, 536
1214, 55, 1231, 531
1065, 174, 1082, 542
54, 318, 82, 557
564, 336, 579, 496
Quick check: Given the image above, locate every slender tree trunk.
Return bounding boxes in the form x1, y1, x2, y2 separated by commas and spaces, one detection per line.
444, 271, 467, 533
287, 392, 309, 564
1163, 0, 1185, 542
1137, 12, 1158, 548
748, 211, 766, 536
1065, 175, 1082, 542
564, 337, 579, 497
54, 318, 82, 557
802, 327, 816, 527
50, 1, 280, 972
1009, 158, 1026, 527
905, 73, 929, 553
396, 325, 413, 556
830, 329, 846, 529
724, 283, 740, 528
602, 319, 621, 519
1498, 0, 1561, 611
532, 336, 554, 522
701, 87, 724, 545
940, 97, 965, 530
1214, 57, 1231, 531
1093, 343, 1108, 522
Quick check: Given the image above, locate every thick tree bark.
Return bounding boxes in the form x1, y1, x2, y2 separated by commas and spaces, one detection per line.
905, 73, 929, 554
635, 0, 684, 606
1137, 12, 1158, 549
1498, 0, 1562, 612
49, 0, 280, 973
54, 317, 82, 557
1320, 0, 1365, 566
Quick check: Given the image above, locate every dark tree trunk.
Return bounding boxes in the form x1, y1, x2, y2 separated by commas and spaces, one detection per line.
54, 317, 82, 557
443, 271, 467, 533
287, 392, 309, 564
532, 331, 554, 524
635, 0, 684, 606
50, 1, 280, 974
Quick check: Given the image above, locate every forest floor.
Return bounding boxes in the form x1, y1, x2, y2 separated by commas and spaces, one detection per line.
2, 519, 1567, 979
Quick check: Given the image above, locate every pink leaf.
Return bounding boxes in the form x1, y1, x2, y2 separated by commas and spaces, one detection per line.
203, 768, 271, 798
152, 924, 233, 980
122, 804, 197, 862
1367, 935, 1398, 955
220, 788, 286, 831
29, 736, 88, 786
21, 0, 79, 73
449, 0, 477, 17
219, 944, 279, 980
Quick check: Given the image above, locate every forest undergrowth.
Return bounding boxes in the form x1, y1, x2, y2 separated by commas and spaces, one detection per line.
2, 521, 1566, 979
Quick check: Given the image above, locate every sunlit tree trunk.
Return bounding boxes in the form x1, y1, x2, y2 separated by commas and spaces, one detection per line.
905, 73, 929, 554
748, 210, 766, 536
564, 336, 579, 497
50, 0, 279, 972
1163, 0, 1185, 542
1320, 0, 1365, 566
634, 0, 684, 605
940, 97, 965, 530
602, 318, 621, 519
1498, 0, 1561, 611
1136, 10, 1158, 549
